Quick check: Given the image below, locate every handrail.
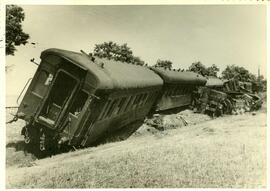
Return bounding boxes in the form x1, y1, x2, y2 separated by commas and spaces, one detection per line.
16, 78, 33, 105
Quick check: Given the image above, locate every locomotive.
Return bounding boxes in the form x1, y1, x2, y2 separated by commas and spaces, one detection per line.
193, 76, 263, 117
14, 48, 206, 153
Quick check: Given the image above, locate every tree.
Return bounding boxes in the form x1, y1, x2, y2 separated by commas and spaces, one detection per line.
188, 61, 208, 76
6, 5, 30, 56
221, 65, 256, 82
154, 59, 173, 70
93, 41, 145, 66
206, 64, 219, 77
188, 61, 220, 77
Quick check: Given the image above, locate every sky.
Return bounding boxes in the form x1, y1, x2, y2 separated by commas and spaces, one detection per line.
5, 4, 267, 98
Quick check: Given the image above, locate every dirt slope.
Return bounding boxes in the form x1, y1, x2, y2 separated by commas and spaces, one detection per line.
6, 107, 266, 188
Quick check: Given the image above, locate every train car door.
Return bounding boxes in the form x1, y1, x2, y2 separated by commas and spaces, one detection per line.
17, 62, 55, 121
37, 69, 80, 127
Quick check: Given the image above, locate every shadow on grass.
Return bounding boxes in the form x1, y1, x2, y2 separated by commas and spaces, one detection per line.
6, 141, 26, 152
6, 141, 63, 159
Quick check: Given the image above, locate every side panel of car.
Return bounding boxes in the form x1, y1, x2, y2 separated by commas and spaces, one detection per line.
156, 84, 195, 111
77, 87, 162, 147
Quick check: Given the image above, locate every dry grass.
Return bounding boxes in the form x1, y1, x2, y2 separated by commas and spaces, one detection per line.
6, 106, 266, 188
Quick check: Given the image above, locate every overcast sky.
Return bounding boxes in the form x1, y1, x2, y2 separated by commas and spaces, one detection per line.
6, 5, 266, 97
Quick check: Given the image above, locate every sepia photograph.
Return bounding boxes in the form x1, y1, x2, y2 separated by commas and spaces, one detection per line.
3, 0, 268, 189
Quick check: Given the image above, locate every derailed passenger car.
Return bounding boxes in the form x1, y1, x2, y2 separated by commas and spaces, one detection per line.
150, 67, 206, 111
13, 48, 263, 154
17, 48, 163, 151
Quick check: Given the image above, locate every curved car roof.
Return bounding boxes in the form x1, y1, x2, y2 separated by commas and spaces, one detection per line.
205, 77, 225, 87
150, 67, 207, 85
41, 48, 163, 90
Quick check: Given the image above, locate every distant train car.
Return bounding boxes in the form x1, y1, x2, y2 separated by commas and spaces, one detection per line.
150, 67, 207, 111
205, 77, 226, 90
16, 48, 163, 151
195, 77, 231, 116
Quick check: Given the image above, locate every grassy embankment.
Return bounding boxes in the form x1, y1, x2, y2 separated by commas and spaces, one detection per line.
6, 104, 266, 188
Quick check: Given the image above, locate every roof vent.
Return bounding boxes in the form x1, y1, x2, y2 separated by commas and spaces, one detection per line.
88, 53, 95, 62
80, 50, 95, 62
100, 62, 104, 68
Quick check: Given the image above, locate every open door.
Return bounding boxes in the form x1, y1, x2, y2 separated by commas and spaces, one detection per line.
37, 70, 79, 127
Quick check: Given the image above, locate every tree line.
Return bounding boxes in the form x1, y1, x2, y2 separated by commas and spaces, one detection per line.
91, 41, 264, 84
6, 5, 266, 89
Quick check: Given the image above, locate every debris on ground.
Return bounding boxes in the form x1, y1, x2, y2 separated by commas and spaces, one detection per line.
134, 109, 212, 136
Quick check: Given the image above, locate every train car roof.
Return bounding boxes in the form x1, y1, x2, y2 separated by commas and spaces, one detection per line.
41, 48, 163, 90
205, 77, 225, 87
150, 67, 207, 85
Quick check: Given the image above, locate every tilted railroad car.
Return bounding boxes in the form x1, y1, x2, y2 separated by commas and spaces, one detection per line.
14, 48, 209, 153
150, 67, 207, 111
17, 48, 163, 152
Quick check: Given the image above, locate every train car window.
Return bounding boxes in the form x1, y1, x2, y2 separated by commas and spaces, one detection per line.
32, 70, 52, 98
70, 90, 88, 116
168, 89, 172, 96
177, 86, 182, 95
178, 86, 182, 95
166, 89, 170, 97
142, 93, 148, 105
100, 100, 112, 119
132, 94, 140, 109
185, 85, 188, 95
135, 94, 143, 109
117, 97, 127, 114
104, 100, 115, 118
145, 92, 153, 104
123, 96, 131, 112
98, 101, 109, 120
125, 95, 136, 112
131, 95, 138, 110
144, 93, 150, 105
164, 90, 167, 97
106, 99, 118, 118
112, 99, 122, 116
171, 89, 175, 96
138, 94, 145, 106
177, 87, 181, 95
182, 86, 187, 94
186, 86, 190, 94
174, 88, 178, 96
173, 87, 177, 96
165, 90, 170, 97
170, 89, 174, 96
188, 86, 192, 93
141, 93, 147, 105
118, 97, 129, 113
44, 73, 54, 86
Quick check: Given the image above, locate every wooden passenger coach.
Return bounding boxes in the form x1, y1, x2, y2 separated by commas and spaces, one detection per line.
16, 48, 208, 152
17, 48, 163, 149
150, 67, 207, 111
